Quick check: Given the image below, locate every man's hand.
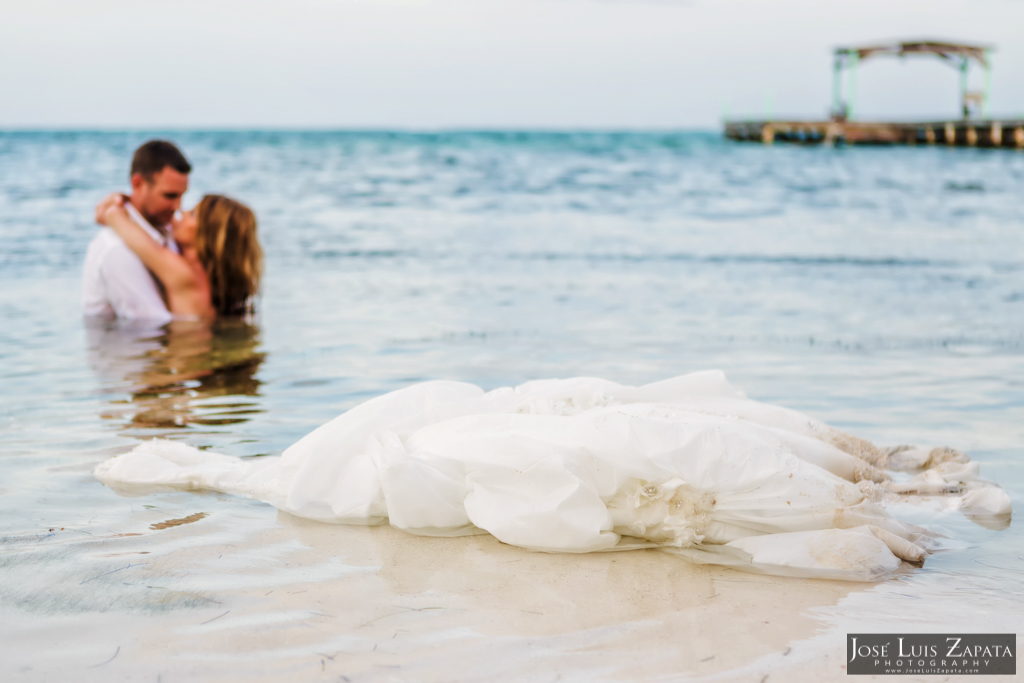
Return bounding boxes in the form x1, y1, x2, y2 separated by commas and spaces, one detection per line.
95, 193, 127, 225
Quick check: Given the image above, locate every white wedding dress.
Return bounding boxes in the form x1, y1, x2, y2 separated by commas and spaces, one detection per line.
95, 371, 1012, 581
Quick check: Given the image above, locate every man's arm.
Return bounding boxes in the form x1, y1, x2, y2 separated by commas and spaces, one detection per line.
99, 238, 173, 323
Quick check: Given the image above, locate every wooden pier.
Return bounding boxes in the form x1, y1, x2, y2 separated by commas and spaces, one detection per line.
725, 119, 1024, 147
725, 40, 1024, 148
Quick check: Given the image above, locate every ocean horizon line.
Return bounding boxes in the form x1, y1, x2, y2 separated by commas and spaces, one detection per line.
0, 126, 722, 135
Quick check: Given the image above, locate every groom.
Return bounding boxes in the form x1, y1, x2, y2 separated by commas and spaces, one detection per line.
82, 140, 191, 323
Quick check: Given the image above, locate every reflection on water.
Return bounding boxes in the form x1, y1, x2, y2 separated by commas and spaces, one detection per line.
86, 318, 265, 434
964, 511, 1013, 531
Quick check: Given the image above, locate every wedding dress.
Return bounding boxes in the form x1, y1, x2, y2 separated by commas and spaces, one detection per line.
94, 371, 1012, 581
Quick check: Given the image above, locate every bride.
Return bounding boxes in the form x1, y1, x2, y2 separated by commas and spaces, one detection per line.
95, 371, 1012, 581
95, 193, 263, 319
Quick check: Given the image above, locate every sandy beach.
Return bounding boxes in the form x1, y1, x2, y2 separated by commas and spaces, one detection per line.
2, 490, 1019, 682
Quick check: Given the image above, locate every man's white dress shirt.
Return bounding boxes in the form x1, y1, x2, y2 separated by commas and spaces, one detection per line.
81, 203, 178, 324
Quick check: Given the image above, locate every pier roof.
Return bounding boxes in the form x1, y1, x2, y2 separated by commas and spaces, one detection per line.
836, 40, 991, 67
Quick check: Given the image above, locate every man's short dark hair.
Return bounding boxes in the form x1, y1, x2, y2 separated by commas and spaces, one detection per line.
130, 140, 191, 181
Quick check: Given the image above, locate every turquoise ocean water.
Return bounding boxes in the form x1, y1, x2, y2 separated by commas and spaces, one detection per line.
1, 131, 1022, 677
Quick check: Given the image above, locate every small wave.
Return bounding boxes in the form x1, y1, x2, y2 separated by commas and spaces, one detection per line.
944, 181, 985, 193
504, 252, 946, 268
310, 249, 415, 259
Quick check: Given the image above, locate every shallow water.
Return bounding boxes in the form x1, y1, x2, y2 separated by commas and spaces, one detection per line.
1, 131, 1022, 680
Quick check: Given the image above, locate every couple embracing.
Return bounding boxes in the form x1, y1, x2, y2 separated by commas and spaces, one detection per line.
82, 140, 263, 324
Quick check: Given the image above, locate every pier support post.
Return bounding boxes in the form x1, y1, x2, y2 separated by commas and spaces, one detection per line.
991, 122, 1002, 147
1015, 127, 1024, 149
832, 53, 844, 118
945, 123, 956, 145
966, 127, 978, 146
925, 127, 936, 144
960, 57, 970, 119
761, 124, 775, 145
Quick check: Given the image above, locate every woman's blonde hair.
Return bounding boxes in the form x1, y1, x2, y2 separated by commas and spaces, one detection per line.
194, 195, 263, 317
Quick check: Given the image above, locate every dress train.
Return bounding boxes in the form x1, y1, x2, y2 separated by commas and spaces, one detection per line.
95, 371, 1011, 581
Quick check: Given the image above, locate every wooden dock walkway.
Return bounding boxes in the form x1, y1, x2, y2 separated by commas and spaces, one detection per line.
724, 119, 1024, 147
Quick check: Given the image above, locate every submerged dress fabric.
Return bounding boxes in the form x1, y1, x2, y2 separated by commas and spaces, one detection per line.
94, 371, 1012, 581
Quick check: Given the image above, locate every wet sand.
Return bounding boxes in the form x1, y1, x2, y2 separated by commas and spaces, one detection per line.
3, 500, 1019, 682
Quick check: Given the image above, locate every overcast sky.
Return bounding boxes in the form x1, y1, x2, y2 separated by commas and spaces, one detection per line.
3, 0, 1023, 129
